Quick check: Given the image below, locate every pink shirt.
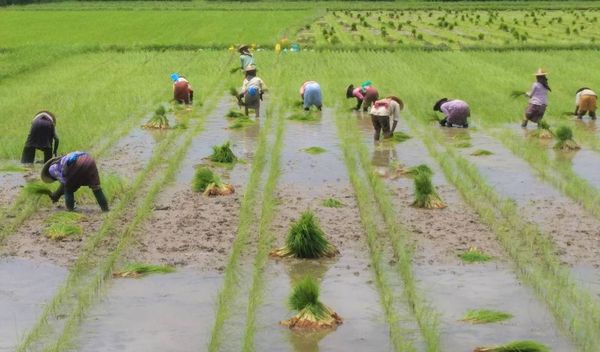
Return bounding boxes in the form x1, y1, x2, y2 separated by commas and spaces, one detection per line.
527, 82, 549, 106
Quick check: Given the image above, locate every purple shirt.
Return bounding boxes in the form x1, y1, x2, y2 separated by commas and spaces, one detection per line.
527, 82, 548, 106
440, 100, 469, 117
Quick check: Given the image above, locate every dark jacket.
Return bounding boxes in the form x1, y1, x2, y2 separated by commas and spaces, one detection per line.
25, 115, 59, 150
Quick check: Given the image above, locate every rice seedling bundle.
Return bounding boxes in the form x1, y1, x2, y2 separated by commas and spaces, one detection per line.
404, 164, 433, 177
23, 182, 53, 198
229, 117, 256, 129
270, 211, 338, 258
281, 276, 342, 330
529, 120, 553, 139
288, 112, 320, 121
459, 247, 492, 263
461, 309, 513, 324
553, 125, 580, 150
44, 212, 85, 240
113, 262, 175, 278
229, 87, 239, 97
471, 149, 493, 156
454, 141, 472, 148
473, 340, 549, 352
302, 146, 327, 154
204, 183, 235, 197
210, 142, 237, 164
143, 105, 170, 129
510, 90, 527, 99
322, 198, 344, 208
391, 131, 411, 143
411, 165, 446, 209
193, 167, 217, 192
226, 109, 246, 118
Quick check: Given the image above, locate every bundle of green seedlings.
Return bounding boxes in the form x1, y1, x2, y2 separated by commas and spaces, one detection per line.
471, 149, 493, 156
229, 117, 256, 129
143, 105, 170, 129
529, 120, 553, 139
112, 262, 175, 278
210, 141, 237, 164
391, 131, 411, 143
410, 164, 446, 209
459, 246, 492, 263
302, 146, 327, 154
226, 109, 246, 118
474, 340, 549, 352
553, 125, 580, 150
192, 167, 235, 196
23, 181, 53, 198
270, 211, 338, 258
288, 111, 320, 121
322, 198, 344, 208
461, 309, 513, 324
229, 87, 239, 97
281, 276, 343, 330
510, 90, 527, 99
44, 211, 85, 240
452, 133, 472, 148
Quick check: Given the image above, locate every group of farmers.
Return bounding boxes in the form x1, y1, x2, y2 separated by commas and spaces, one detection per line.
20, 43, 598, 213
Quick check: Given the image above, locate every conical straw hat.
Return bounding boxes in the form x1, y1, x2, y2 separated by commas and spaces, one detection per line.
534, 68, 548, 76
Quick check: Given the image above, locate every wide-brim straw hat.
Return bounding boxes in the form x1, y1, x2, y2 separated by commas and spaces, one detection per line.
34, 111, 56, 124
41, 156, 62, 183
433, 98, 448, 111
388, 96, 404, 110
534, 68, 548, 76
238, 44, 250, 53
346, 84, 355, 98
244, 64, 257, 72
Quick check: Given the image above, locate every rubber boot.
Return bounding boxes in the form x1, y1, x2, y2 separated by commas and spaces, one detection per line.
93, 189, 109, 212
65, 191, 75, 211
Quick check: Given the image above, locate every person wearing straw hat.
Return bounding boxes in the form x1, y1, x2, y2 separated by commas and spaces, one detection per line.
433, 98, 470, 128
239, 44, 255, 72
238, 64, 267, 117
521, 68, 551, 127
346, 81, 379, 112
574, 87, 597, 120
21, 111, 59, 164
369, 96, 404, 142
41, 151, 109, 212
300, 81, 322, 111
171, 73, 194, 105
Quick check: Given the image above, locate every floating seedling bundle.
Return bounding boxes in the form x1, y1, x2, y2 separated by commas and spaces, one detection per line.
474, 340, 549, 352
391, 131, 411, 143
228, 117, 256, 129
322, 198, 344, 208
529, 120, 553, 139
113, 263, 175, 278
459, 247, 492, 263
302, 146, 327, 154
226, 109, 246, 118
410, 164, 446, 209
289, 112, 320, 121
281, 276, 342, 330
192, 167, 235, 196
210, 141, 237, 164
44, 212, 85, 240
471, 149, 493, 156
461, 309, 513, 324
270, 211, 338, 258
143, 105, 170, 129
553, 125, 580, 150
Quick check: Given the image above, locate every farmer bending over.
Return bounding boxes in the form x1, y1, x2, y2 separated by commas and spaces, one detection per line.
41, 151, 109, 212
522, 68, 550, 127
575, 87, 597, 120
21, 111, 59, 164
172, 73, 194, 105
346, 82, 379, 112
300, 81, 322, 111
239, 65, 267, 118
434, 98, 470, 128
239, 45, 255, 72
369, 96, 403, 142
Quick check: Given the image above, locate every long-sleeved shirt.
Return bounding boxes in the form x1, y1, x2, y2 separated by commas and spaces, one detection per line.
300, 81, 319, 96
25, 113, 59, 151
527, 82, 549, 106
241, 76, 266, 94
440, 99, 470, 118
240, 54, 254, 70
370, 98, 401, 122
576, 89, 597, 105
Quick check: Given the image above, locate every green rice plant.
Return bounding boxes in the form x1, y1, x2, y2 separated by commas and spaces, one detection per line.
113, 262, 175, 278
322, 198, 344, 208
44, 212, 85, 240
288, 112, 320, 121
474, 340, 549, 352
229, 87, 239, 97
454, 141, 472, 148
301, 146, 327, 154
404, 164, 433, 177
210, 141, 237, 164
510, 90, 527, 98
554, 125, 580, 150
226, 109, 246, 118
459, 247, 492, 263
412, 170, 446, 209
0, 163, 28, 172
461, 309, 513, 324
529, 120, 553, 139
471, 149, 493, 156
229, 117, 256, 129
270, 211, 338, 258
192, 167, 218, 193
391, 131, 411, 143
143, 105, 170, 129
23, 181, 53, 198
281, 276, 342, 329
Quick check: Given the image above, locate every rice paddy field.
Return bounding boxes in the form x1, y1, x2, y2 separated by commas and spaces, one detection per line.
3, 1, 600, 351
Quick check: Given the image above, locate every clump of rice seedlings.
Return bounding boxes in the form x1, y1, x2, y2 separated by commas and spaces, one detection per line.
192, 167, 235, 196
113, 262, 175, 278
529, 120, 553, 139
459, 246, 492, 263
0, 163, 28, 172
270, 211, 338, 258
204, 182, 235, 197
411, 165, 446, 209
229, 87, 239, 97
454, 141, 472, 148
510, 90, 527, 98
281, 276, 343, 329
471, 149, 493, 156
391, 131, 411, 143
210, 142, 237, 164
226, 109, 246, 118
289, 112, 320, 121
302, 146, 327, 154
322, 198, 344, 208
404, 164, 433, 177
44, 212, 84, 240
143, 105, 170, 129
229, 117, 256, 129
461, 309, 513, 324
23, 181, 53, 198
474, 340, 549, 352
553, 125, 580, 150
229, 67, 241, 74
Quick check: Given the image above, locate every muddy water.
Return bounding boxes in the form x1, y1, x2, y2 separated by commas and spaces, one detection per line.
572, 265, 600, 299
75, 269, 222, 352
569, 149, 600, 190
0, 258, 66, 352
97, 126, 156, 179
0, 171, 25, 210
255, 254, 392, 352
415, 264, 575, 350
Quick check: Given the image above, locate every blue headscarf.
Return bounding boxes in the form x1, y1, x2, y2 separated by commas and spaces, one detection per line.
170, 73, 179, 82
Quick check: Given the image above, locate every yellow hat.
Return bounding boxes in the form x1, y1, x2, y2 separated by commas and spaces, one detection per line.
244, 64, 257, 72
534, 68, 548, 76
